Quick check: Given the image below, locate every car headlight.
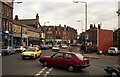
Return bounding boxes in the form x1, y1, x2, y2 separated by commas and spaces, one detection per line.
31, 54, 34, 56
21, 53, 24, 55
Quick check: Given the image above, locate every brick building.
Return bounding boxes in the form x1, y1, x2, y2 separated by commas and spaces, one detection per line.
0, 0, 13, 47
86, 24, 113, 53
13, 19, 29, 47
17, 13, 41, 45
42, 24, 77, 44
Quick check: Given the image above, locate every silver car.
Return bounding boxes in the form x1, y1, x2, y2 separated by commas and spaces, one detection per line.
1, 46, 16, 55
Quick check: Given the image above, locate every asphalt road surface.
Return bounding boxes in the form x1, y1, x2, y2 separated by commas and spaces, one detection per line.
2, 49, 119, 77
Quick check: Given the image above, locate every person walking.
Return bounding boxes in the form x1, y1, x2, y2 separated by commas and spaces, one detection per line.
80, 43, 86, 55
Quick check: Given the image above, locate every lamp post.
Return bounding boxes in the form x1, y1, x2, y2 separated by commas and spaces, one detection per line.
73, 1, 87, 32
77, 20, 83, 32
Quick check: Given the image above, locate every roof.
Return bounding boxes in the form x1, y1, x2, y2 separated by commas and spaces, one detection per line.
58, 51, 80, 54
19, 19, 37, 26
13, 20, 29, 28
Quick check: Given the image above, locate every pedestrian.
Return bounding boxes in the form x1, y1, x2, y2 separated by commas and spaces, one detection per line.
80, 43, 86, 55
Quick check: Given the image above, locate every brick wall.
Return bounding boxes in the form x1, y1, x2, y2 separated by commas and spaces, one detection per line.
98, 29, 113, 53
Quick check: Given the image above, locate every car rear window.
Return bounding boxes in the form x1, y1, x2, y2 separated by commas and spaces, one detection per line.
109, 48, 115, 51
26, 48, 36, 52
2, 46, 8, 49
75, 54, 84, 60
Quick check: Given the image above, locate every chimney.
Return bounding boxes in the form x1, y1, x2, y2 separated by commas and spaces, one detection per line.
14, 15, 19, 21
98, 24, 101, 29
36, 13, 39, 28
90, 24, 93, 29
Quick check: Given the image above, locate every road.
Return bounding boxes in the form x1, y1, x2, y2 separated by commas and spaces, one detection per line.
2, 48, 119, 77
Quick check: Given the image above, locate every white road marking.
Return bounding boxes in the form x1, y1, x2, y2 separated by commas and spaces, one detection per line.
43, 68, 53, 77
35, 67, 47, 76
35, 67, 53, 77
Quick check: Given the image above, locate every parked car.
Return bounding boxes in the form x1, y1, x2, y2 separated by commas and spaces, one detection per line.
21, 47, 42, 60
108, 47, 120, 55
104, 65, 120, 77
0, 50, 1, 56
61, 44, 68, 49
52, 45, 60, 52
1, 46, 16, 55
39, 51, 90, 72
40, 44, 49, 49
15, 46, 26, 53
33, 45, 40, 49
48, 44, 52, 49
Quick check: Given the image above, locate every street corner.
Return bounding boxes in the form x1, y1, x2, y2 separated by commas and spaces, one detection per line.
84, 54, 101, 59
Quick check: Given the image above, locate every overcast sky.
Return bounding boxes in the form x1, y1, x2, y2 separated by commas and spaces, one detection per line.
13, 0, 119, 34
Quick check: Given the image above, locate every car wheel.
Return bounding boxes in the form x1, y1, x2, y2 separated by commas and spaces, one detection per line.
110, 71, 118, 77
43, 61, 48, 67
68, 65, 74, 72
22, 57, 25, 60
9, 52, 11, 55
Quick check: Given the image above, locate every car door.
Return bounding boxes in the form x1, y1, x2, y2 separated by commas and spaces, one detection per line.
50, 53, 64, 67
62, 53, 74, 67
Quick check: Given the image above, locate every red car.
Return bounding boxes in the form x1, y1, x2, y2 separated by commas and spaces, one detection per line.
40, 45, 49, 49
39, 51, 90, 72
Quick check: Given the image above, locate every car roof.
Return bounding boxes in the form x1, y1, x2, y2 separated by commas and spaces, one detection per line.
58, 51, 79, 55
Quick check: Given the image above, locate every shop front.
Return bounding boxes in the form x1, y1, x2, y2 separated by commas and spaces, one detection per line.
2, 31, 13, 47
45, 39, 55, 44
13, 36, 21, 47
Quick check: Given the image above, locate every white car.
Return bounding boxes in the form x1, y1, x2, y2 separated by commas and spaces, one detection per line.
15, 46, 26, 53
108, 47, 120, 54
52, 45, 60, 52
61, 44, 68, 49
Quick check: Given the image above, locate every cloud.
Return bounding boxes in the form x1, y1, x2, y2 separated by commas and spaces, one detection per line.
13, 0, 118, 33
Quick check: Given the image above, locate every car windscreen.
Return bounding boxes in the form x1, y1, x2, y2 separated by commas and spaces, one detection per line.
2, 46, 8, 49
26, 48, 36, 52
109, 48, 115, 51
75, 54, 84, 60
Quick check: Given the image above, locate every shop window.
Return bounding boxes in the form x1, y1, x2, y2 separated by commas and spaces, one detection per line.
56, 36, 60, 39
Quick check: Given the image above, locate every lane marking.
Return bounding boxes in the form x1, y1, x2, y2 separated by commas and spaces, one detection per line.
35, 67, 47, 76
43, 68, 53, 77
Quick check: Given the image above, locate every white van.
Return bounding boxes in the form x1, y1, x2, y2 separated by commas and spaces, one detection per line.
108, 47, 120, 54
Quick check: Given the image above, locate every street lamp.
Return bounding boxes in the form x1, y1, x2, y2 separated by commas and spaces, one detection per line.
73, 1, 87, 31
44, 21, 50, 26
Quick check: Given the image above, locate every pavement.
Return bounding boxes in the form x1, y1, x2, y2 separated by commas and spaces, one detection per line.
84, 53, 101, 59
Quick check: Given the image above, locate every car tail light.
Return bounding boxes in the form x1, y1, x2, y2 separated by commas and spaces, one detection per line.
5, 50, 8, 52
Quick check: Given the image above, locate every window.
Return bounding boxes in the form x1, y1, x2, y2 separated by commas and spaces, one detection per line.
56, 36, 60, 39
13, 25, 16, 32
24, 28, 26, 34
7, 7, 9, 16
48, 27, 51, 30
2, 4, 4, 14
56, 31, 60, 34
47, 31, 52, 34
53, 53, 64, 58
64, 54, 73, 59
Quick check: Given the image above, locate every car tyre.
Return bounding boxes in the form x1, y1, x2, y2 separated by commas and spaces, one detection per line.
43, 61, 48, 67
22, 56, 25, 60
8, 52, 11, 55
110, 71, 118, 77
68, 65, 74, 72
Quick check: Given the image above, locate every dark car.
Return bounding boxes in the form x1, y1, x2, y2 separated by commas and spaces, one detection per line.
39, 51, 90, 72
104, 65, 120, 77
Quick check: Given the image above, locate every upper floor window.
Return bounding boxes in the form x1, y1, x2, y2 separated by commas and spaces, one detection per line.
56, 35, 60, 39
7, 7, 9, 16
47, 31, 52, 34
2, 4, 4, 14
13, 25, 16, 32
24, 28, 26, 34
56, 31, 60, 34
48, 27, 51, 30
